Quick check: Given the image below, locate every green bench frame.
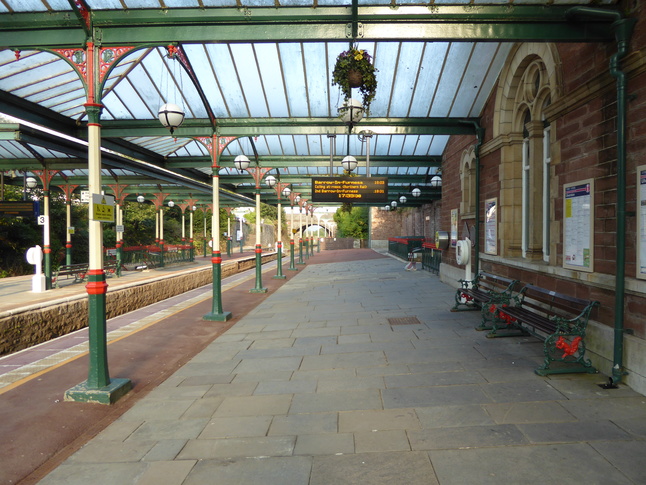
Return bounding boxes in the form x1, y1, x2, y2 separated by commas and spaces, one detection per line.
488, 284, 599, 376
53, 263, 89, 288
452, 272, 519, 331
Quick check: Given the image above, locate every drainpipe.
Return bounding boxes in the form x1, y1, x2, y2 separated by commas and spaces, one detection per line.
567, 7, 635, 385
473, 123, 484, 275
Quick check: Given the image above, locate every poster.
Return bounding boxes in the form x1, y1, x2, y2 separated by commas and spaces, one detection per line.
638, 165, 646, 279
484, 198, 497, 255
450, 209, 458, 248
563, 179, 594, 272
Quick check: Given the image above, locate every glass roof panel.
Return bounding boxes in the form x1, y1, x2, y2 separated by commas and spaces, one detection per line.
469, 43, 513, 117
14, 71, 78, 101
230, 44, 269, 117
47, 0, 73, 9
184, 45, 229, 119
6, 0, 49, 11
279, 44, 309, 117
201, 0, 237, 5
451, 42, 503, 116
255, 44, 289, 118
163, 0, 203, 6
0, 141, 30, 158
1, 0, 618, 206
429, 42, 474, 117
0, 0, 623, 13
388, 42, 425, 118
204, 44, 250, 118
429, 135, 450, 155
408, 42, 449, 118
181, 140, 210, 157
86, 0, 123, 8
303, 43, 331, 117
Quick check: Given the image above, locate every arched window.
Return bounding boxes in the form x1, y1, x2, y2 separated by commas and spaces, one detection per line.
460, 146, 477, 219
493, 44, 560, 261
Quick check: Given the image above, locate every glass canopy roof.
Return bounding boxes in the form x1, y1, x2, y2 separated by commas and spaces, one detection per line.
0, 0, 620, 206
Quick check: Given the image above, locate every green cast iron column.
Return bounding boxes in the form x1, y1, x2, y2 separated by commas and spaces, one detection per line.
42, 187, 52, 290
250, 186, 267, 293
203, 139, 232, 322
273, 193, 286, 279
66, 198, 73, 265
65, 97, 130, 404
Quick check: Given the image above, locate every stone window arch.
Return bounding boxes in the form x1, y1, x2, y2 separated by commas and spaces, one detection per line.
460, 146, 477, 219
493, 43, 561, 260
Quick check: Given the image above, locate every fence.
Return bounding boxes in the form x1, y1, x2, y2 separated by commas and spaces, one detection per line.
421, 242, 442, 275
387, 237, 426, 261
388, 237, 442, 274
106, 244, 194, 271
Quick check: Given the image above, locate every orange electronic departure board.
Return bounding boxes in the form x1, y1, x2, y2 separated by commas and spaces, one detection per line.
311, 177, 388, 203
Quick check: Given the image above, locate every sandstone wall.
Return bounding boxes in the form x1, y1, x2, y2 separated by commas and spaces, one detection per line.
0, 254, 276, 355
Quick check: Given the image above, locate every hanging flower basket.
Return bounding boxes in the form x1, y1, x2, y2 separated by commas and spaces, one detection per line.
332, 46, 378, 114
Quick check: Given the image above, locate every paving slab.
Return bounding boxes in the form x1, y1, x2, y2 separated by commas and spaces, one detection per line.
183, 456, 312, 485
429, 443, 635, 485
310, 452, 439, 485
19, 252, 646, 485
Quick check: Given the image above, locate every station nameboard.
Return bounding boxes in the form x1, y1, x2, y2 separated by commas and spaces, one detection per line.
0, 200, 39, 218
311, 177, 388, 203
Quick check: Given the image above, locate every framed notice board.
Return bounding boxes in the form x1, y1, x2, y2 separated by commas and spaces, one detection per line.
563, 179, 594, 272
637, 165, 646, 279
450, 209, 458, 248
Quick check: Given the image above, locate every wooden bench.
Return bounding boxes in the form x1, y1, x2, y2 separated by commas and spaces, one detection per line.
451, 272, 518, 331
488, 284, 599, 376
104, 259, 119, 278
53, 261, 121, 287
53, 263, 89, 288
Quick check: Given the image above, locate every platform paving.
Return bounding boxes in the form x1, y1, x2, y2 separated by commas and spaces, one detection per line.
7, 252, 646, 484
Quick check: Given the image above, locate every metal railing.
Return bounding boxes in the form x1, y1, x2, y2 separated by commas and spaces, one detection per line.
388, 237, 426, 261
421, 242, 442, 275
106, 244, 194, 272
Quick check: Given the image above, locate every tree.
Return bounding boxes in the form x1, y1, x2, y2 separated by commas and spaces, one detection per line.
123, 201, 156, 246
333, 206, 368, 239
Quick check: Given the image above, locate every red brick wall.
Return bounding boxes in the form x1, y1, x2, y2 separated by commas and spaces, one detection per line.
438, 3, 646, 338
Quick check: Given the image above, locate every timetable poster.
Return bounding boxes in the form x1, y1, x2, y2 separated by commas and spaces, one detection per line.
563, 179, 594, 272
451, 209, 458, 248
484, 198, 497, 255
638, 166, 646, 279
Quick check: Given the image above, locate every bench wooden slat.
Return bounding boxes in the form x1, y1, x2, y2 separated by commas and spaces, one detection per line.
488, 283, 599, 376
451, 272, 519, 331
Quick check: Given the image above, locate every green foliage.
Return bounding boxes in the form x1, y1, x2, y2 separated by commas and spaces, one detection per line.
332, 46, 378, 114
243, 202, 278, 225
333, 206, 368, 239
123, 201, 157, 246
0, 184, 259, 276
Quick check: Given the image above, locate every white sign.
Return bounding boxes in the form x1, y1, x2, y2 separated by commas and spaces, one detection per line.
37, 215, 47, 226
450, 209, 458, 248
638, 165, 646, 279
116, 224, 124, 232
563, 179, 594, 272
81, 190, 90, 203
